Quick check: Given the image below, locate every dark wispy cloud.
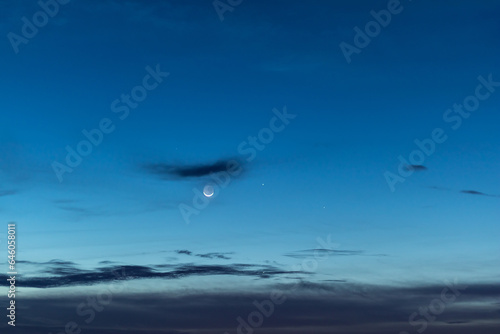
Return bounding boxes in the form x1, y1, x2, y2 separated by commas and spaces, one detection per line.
284, 249, 364, 259
0, 262, 304, 288
55, 202, 109, 217
16, 259, 85, 276
175, 250, 192, 255
0, 189, 17, 197
52, 199, 77, 204
7, 281, 500, 334
404, 164, 427, 172
175, 249, 232, 260
196, 252, 232, 260
5, 260, 81, 277
323, 279, 348, 283
17, 259, 77, 266
144, 158, 244, 179
429, 186, 499, 198
460, 190, 499, 197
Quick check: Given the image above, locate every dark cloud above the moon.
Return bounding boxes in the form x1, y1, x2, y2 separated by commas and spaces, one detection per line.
144, 158, 245, 179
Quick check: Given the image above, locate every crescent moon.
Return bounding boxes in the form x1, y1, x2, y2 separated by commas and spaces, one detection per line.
203, 185, 214, 197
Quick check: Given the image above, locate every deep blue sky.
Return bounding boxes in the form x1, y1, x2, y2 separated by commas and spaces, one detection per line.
0, 0, 499, 333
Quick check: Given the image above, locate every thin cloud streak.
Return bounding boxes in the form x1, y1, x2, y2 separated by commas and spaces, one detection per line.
284, 249, 364, 259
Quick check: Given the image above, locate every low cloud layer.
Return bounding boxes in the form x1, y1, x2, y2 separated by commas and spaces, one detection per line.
6, 281, 499, 334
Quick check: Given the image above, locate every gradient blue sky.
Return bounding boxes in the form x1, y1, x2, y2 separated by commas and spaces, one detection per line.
0, 0, 499, 333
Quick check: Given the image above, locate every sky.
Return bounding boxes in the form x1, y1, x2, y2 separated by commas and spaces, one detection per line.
0, 0, 499, 333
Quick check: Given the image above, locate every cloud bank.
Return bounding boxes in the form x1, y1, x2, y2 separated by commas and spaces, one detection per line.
5, 281, 499, 334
